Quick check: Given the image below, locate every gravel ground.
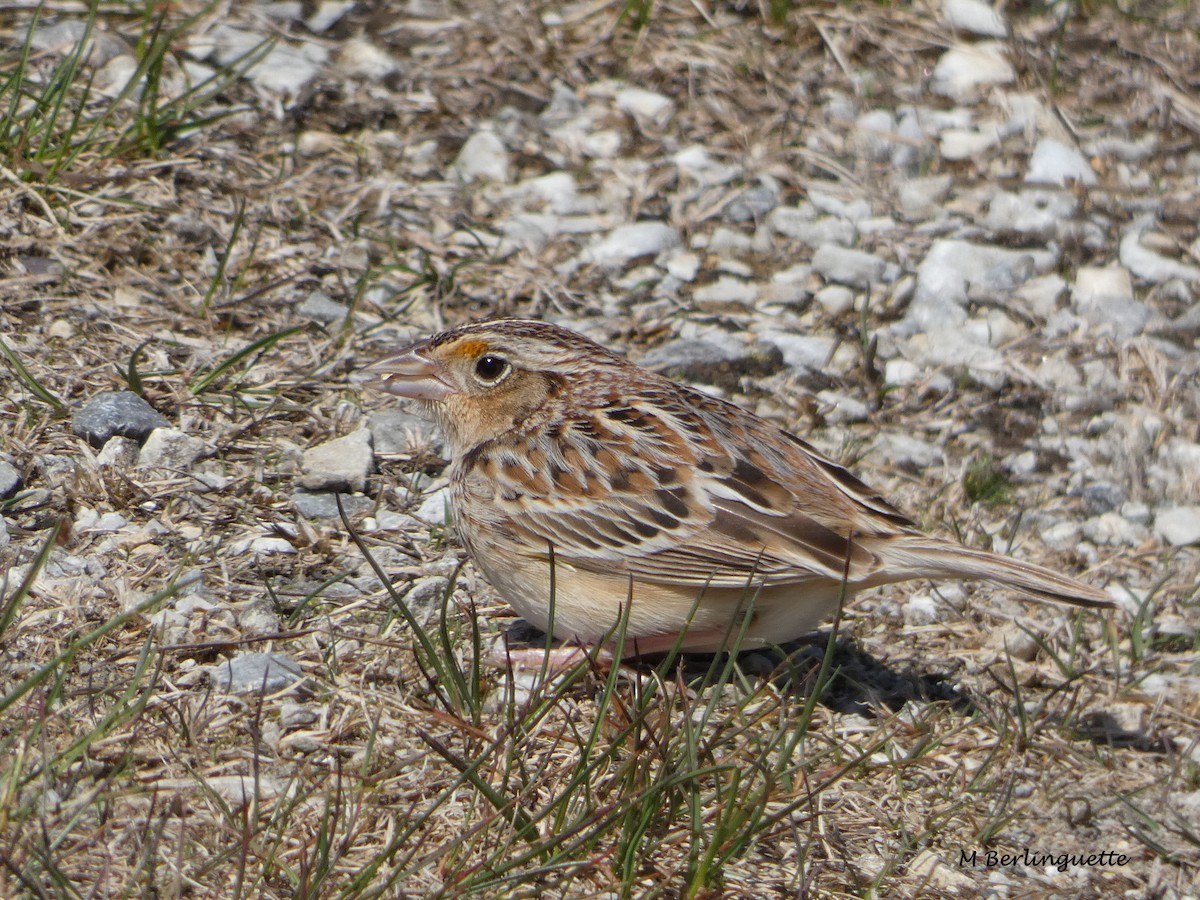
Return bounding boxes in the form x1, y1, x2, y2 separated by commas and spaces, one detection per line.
2, 1, 1199, 896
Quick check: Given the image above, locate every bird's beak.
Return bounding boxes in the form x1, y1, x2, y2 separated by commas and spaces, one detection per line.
368, 346, 457, 401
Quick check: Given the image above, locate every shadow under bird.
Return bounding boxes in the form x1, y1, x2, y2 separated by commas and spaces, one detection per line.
370, 319, 1115, 657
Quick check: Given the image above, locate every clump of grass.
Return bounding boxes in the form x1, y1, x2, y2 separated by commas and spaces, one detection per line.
0, 2, 260, 197
963, 455, 1013, 506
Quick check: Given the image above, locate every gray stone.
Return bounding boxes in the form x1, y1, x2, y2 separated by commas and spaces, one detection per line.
938, 128, 1000, 161
896, 175, 953, 221
573, 222, 680, 270
874, 433, 941, 469
814, 285, 855, 316
210, 653, 304, 693
368, 409, 442, 456
615, 87, 674, 132
205, 25, 327, 96
300, 427, 373, 492
768, 206, 856, 248
942, 0, 1007, 37
292, 491, 373, 519
816, 390, 870, 423
1120, 223, 1200, 283
336, 38, 399, 80
856, 109, 897, 161
1071, 265, 1149, 339
297, 291, 348, 324
401, 576, 453, 627
1026, 138, 1098, 187
1082, 513, 1146, 547
640, 335, 781, 389
673, 145, 741, 185
724, 182, 780, 223
901, 240, 1054, 335
138, 428, 209, 470
693, 277, 758, 308
73, 391, 170, 447
983, 189, 1079, 240
413, 487, 452, 527
931, 43, 1014, 101
1154, 507, 1200, 547
451, 130, 510, 183
763, 334, 835, 373
811, 244, 886, 289
96, 435, 139, 469
0, 460, 20, 499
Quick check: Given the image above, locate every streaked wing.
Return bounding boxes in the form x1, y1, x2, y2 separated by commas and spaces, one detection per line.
464, 381, 913, 588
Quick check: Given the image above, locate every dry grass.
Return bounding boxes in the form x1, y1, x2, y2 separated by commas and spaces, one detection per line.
2, 0, 1199, 896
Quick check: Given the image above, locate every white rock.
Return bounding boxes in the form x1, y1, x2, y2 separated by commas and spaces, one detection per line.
808, 190, 872, 222
884, 359, 921, 385
693, 277, 758, 308
1071, 264, 1149, 339
1154, 507, 1200, 547
709, 227, 755, 257
811, 244, 885, 288
208, 25, 327, 96
905, 594, 943, 626
1014, 273, 1067, 319
938, 127, 1001, 161
768, 209, 857, 248
1083, 513, 1146, 547
506, 172, 585, 214
984, 189, 1079, 239
874, 433, 941, 469
615, 87, 675, 132
931, 43, 1014, 101
581, 129, 623, 159
914, 328, 1006, 389
896, 175, 954, 221
139, 429, 209, 470
984, 310, 1024, 346
574, 222, 680, 270
764, 334, 835, 372
337, 38, 399, 80
664, 251, 701, 281
501, 213, 563, 252
451, 130, 510, 183
1026, 139, 1097, 187
816, 390, 870, 423
674, 145, 741, 185
413, 488, 453, 527
901, 240, 1054, 335
299, 427, 373, 492
307, 1, 354, 33
97, 436, 141, 469
1041, 521, 1082, 551
942, 0, 1007, 37
814, 285, 855, 316
1119, 223, 1200, 283
856, 109, 897, 161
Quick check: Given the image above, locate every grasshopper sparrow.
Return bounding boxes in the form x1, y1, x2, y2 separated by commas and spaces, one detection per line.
371, 319, 1113, 655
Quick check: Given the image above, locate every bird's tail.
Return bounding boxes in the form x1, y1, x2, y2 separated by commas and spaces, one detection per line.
866, 534, 1116, 609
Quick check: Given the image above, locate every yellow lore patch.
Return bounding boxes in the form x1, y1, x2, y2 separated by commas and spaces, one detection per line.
452, 337, 490, 358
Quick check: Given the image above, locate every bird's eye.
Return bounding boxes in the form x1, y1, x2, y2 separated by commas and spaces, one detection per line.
473, 354, 510, 384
